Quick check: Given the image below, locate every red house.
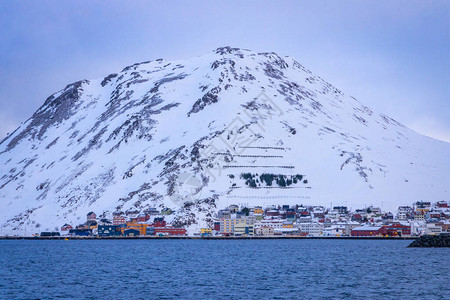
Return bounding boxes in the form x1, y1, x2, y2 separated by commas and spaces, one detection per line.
351, 226, 386, 237
382, 223, 411, 236
136, 214, 151, 223
153, 218, 167, 227
352, 214, 363, 221
61, 224, 73, 231
300, 211, 310, 216
214, 222, 221, 231
427, 212, 442, 220
442, 211, 450, 219
154, 226, 186, 236
265, 209, 279, 217
313, 212, 325, 219
436, 201, 449, 208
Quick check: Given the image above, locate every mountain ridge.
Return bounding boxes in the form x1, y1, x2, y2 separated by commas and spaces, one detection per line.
1, 46, 448, 233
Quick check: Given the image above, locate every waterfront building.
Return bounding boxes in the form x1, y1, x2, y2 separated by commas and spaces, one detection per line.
154, 226, 186, 236
98, 225, 121, 237
234, 223, 254, 236
299, 222, 324, 236
323, 226, 341, 236
255, 226, 274, 236
274, 227, 299, 235
220, 215, 256, 235
255, 219, 284, 230
410, 221, 427, 236
124, 229, 140, 237
200, 228, 212, 236
426, 223, 443, 235
124, 219, 148, 235
351, 226, 384, 237
220, 219, 237, 234
382, 223, 411, 236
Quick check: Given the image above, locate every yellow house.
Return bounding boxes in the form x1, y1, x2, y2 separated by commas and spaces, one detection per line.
200, 228, 212, 234
416, 208, 430, 214
254, 208, 264, 215
124, 221, 147, 236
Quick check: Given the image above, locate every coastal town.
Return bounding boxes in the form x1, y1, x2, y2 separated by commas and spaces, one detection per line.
36, 200, 450, 238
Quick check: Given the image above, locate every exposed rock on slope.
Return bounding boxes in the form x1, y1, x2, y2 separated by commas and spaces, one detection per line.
1, 46, 449, 232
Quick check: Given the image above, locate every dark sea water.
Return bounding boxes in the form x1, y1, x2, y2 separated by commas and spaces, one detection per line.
0, 239, 449, 299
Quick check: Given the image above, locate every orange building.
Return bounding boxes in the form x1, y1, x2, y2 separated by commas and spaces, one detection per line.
123, 220, 148, 235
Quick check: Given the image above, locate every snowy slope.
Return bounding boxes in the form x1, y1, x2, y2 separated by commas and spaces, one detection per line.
1, 46, 449, 233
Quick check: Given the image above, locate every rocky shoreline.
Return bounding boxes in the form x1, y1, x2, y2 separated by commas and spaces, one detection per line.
408, 234, 450, 247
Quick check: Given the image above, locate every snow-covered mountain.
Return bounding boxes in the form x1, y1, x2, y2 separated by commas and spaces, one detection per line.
1, 46, 449, 233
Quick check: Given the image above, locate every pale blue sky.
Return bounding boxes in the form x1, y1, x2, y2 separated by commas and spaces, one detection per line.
1, 0, 449, 142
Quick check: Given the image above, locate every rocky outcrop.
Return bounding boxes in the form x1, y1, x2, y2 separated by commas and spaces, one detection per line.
408, 234, 450, 247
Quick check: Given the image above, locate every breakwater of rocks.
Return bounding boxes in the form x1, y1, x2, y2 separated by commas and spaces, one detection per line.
408, 234, 450, 247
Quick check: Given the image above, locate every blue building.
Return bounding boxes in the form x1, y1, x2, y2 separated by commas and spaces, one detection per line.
98, 225, 121, 237
124, 229, 140, 237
